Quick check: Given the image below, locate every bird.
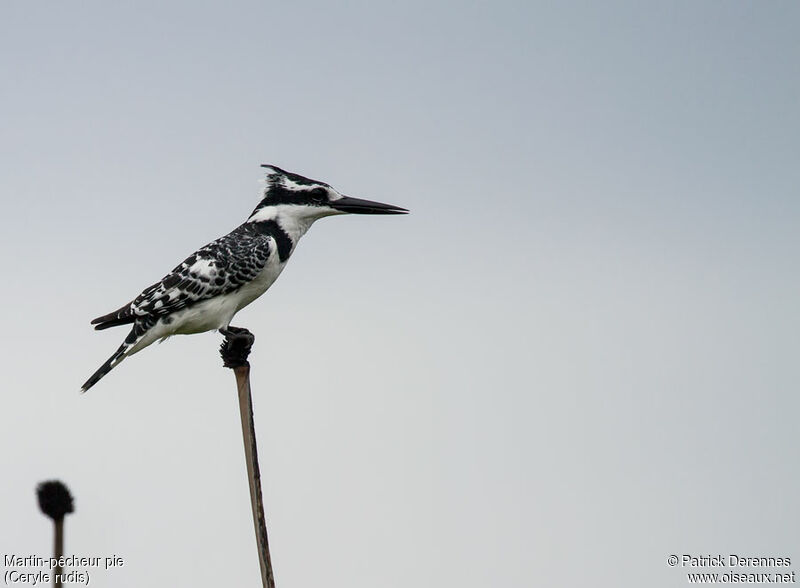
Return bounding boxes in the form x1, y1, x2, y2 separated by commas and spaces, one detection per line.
81, 165, 407, 392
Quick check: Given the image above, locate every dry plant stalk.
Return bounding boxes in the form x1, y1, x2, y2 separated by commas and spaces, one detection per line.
36, 480, 74, 588
220, 327, 275, 588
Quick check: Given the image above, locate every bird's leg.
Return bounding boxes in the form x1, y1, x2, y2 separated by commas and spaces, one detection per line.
220, 325, 251, 337
219, 326, 255, 368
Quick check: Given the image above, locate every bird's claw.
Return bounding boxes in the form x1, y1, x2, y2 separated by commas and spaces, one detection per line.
219, 326, 255, 368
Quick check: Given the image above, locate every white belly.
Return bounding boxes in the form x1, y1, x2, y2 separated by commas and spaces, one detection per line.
128, 256, 287, 354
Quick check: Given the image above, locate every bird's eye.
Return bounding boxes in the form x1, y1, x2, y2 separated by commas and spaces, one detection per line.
311, 188, 327, 203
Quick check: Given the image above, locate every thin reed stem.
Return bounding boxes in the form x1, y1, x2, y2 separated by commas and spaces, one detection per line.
220, 327, 275, 588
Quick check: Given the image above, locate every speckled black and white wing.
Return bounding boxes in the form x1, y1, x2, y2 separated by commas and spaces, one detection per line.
82, 222, 281, 392
92, 222, 276, 328
132, 223, 274, 320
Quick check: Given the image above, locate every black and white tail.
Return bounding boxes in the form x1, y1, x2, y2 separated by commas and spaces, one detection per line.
81, 338, 134, 393
82, 303, 150, 392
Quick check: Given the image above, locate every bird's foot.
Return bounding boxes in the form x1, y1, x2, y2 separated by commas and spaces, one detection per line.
219, 326, 255, 368
220, 326, 252, 337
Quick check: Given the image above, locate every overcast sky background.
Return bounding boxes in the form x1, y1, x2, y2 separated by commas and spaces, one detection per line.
1, 1, 798, 587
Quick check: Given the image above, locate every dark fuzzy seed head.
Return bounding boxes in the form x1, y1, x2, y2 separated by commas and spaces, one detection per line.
36, 480, 74, 521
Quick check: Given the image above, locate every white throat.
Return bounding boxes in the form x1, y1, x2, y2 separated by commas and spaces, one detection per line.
247, 204, 332, 243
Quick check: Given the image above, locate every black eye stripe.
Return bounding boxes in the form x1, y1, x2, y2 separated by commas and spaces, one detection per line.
251, 185, 330, 216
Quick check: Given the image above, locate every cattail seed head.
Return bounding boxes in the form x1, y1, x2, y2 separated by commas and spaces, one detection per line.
36, 480, 74, 521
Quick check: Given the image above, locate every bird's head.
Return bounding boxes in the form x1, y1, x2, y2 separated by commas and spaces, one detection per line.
247, 165, 408, 228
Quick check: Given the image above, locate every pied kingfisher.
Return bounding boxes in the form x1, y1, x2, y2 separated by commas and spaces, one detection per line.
81, 165, 407, 392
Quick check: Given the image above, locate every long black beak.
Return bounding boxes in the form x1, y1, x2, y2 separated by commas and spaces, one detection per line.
331, 196, 408, 215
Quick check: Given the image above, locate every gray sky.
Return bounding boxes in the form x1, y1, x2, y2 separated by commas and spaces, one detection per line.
1, 1, 798, 586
